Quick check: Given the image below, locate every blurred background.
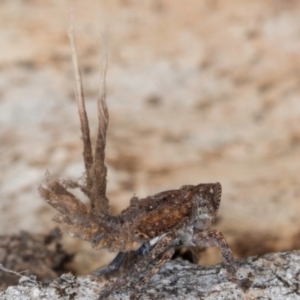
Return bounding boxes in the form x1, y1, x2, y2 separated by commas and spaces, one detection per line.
1, 0, 300, 276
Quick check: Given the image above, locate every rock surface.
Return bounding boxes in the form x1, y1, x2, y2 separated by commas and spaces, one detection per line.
0, 229, 72, 290
1, 250, 300, 300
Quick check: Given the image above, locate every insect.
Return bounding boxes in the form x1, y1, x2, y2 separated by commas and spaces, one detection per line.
39, 25, 241, 299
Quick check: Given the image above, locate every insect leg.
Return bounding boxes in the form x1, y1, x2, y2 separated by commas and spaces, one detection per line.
130, 248, 175, 300
98, 234, 174, 299
93, 252, 127, 276
192, 229, 236, 278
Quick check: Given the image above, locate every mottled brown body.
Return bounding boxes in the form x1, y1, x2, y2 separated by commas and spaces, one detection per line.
134, 188, 194, 239
39, 26, 243, 300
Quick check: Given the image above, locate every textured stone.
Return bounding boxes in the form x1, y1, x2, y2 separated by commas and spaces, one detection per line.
1, 251, 300, 300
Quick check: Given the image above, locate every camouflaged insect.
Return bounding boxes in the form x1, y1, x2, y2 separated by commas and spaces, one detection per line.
39, 26, 241, 300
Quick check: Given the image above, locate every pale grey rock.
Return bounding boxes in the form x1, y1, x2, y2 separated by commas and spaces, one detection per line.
1, 251, 300, 300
